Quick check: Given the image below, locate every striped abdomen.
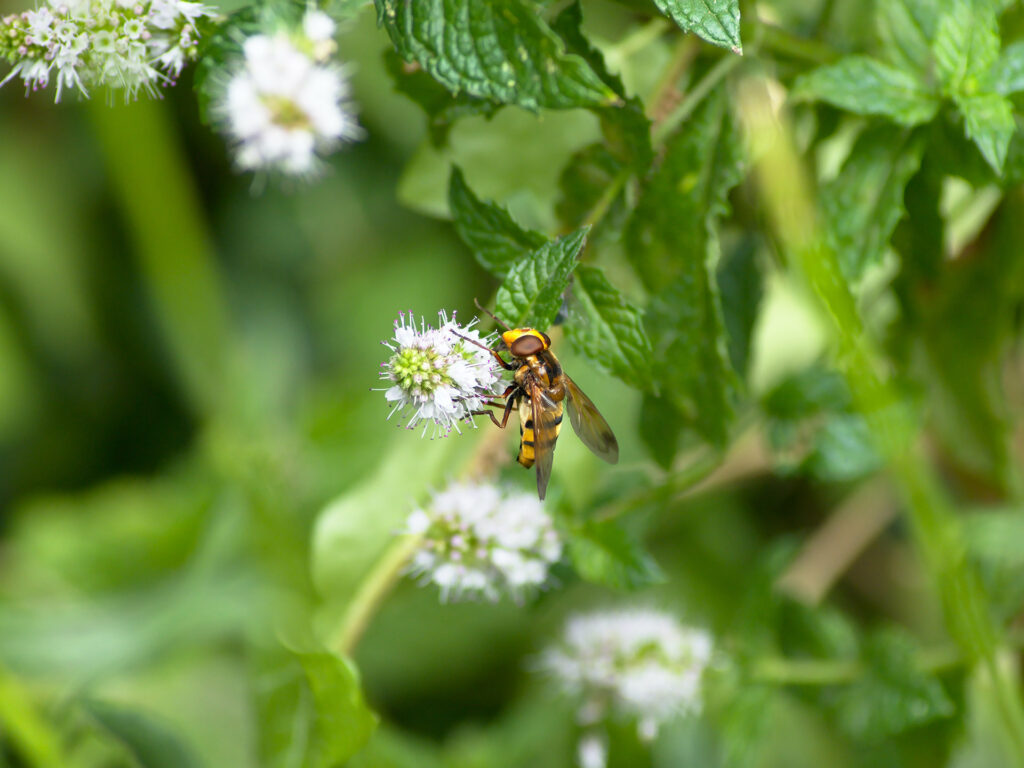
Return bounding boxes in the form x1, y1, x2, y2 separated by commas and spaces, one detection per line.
517, 394, 564, 468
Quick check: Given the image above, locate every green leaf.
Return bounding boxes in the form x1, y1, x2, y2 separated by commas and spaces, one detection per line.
82, 699, 204, 768
564, 265, 653, 391
963, 508, 1024, 569
875, 0, 937, 72
494, 227, 588, 329
954, 92, 1016, 173
932, 0, 1001, 93
822, 125, 927, 281
835, 630, 954, 738
960, 507, 1024, 620
555, 143, 628, 234
652, 0, 742, 53
990, 41, 1024, 95
762, 366, 882, 481
716, 237, 762, 379
550, 2, 653, 169
638, 394, 687, 469
802, 413, 883, 482
313, 436, 473, 609
910, 219, 1023, 489
374, 0, 619, 111
793, 56, 940, 126
383, 51, 498, 146
448, 167, 546, 279
255, 647, 377, 768
626, 89, 742, 447
626, 88, 742, 292
566, 519, 665, 590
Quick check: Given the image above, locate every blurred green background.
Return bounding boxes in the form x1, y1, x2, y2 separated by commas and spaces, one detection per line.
1, 0, 1020, 766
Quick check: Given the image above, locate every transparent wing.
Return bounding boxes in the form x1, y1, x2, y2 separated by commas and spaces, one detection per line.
564, 375, 619, 464
529, 382, 561, 500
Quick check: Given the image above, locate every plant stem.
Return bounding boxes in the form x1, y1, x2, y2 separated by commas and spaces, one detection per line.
87, 99, 234, 420
754, 629, 1024, 687
609, 17, 671, 62
652, 54, 744, 145
581, 168, 630, 232
738, 75, 1024, 766
332, 533, 424, 657
757, 24, 839, 65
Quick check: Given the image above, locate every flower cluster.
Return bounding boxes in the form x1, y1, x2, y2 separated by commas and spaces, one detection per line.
404, 481, 562, 602
0, 0, 213, 100
542, 607, 713, 762
380, 310, 503, 436
219, 9, 360, 175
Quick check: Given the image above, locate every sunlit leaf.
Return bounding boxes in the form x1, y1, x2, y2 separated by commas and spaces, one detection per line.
495, 228, 588, 330
793, 56, 939, 126
374, 0, 618, 111
652, 0, 742, 53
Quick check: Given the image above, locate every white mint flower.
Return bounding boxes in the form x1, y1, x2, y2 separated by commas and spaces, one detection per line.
577, 733, 607, 768
403, 481, 562, 602
0, 0, 213, 100
379, 310, 502, 437
542, 608, 713, 751
218, 10, 358, 175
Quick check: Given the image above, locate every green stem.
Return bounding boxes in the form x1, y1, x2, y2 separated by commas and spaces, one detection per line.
754, 630, 1024, 687
608, 17, 671, 62
331, 533, 423, 657
0, 665, 65, 768
739, 76, 1024, 766
87, 99, 234, 420
757, 24, 839, 65
581, 168, 630, 232
652, 54, 744, 146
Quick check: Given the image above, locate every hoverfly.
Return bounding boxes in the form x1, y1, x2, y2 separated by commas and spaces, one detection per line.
456, 301, 618, 500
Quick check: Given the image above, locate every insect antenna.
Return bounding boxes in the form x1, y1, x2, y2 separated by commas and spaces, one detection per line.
450, 329, 495, 352
474, 298, 511, 330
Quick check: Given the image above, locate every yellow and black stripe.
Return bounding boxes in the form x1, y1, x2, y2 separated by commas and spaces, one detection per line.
516, 396, 563, 468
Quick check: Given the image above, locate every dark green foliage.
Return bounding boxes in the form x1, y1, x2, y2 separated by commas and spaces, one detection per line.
374, 0, 618, 110
626, 89, 743, 450
565, 265, 653, 391
835, 631, 954, 739
82, 699, 205, 768
448, 167, 546, 279
762, 367, 882, 481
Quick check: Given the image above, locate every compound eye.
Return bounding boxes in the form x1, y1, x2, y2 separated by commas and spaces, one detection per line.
540, 332, 552, 347
510, 335, 543, 356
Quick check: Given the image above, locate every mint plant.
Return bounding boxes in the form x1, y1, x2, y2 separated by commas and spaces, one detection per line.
3, 0, 1024, 767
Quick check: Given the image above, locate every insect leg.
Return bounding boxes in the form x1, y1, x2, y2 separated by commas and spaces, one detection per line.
470, 387, 519, 428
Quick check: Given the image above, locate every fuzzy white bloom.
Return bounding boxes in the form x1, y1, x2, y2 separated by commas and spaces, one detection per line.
542, 608, 713, 748
404, 481, 562, 602
218, 10, 358, 175
379, 310, 503, 436
0, 0, 213, 100
577, 733, 607, 768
